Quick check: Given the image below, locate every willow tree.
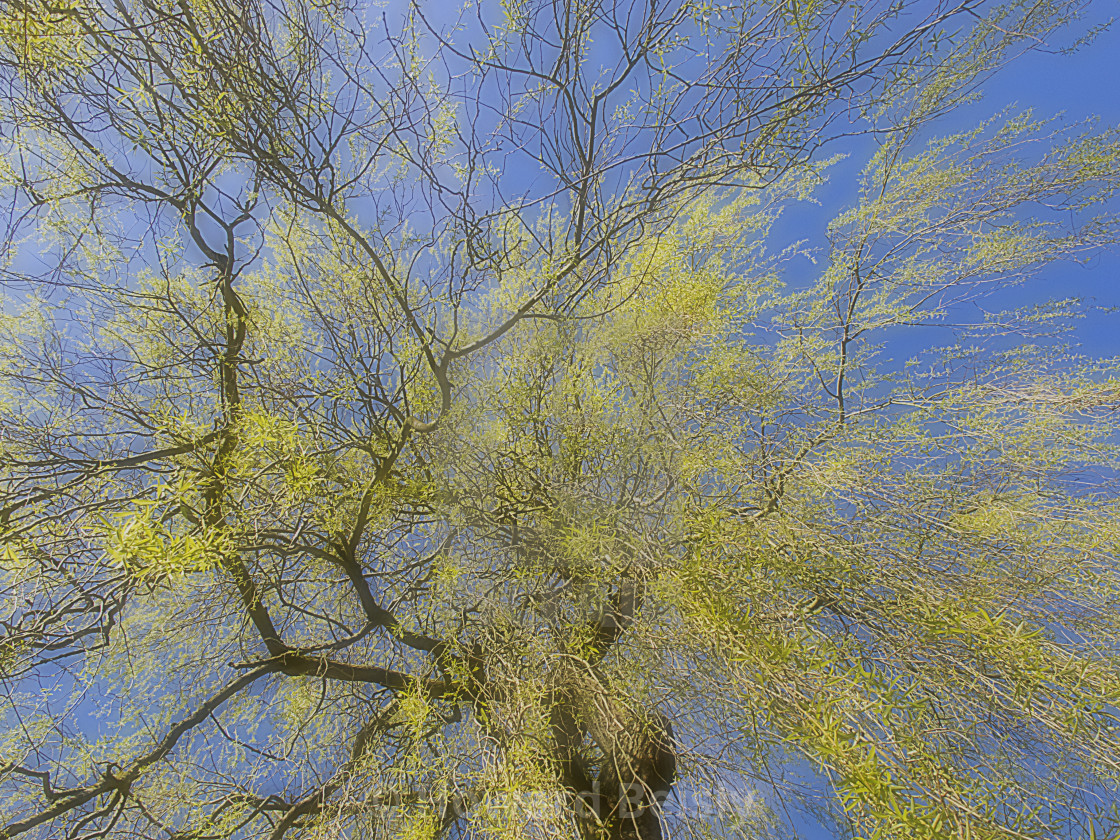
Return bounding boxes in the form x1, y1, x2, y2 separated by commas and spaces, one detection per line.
1, 0, 1118, 838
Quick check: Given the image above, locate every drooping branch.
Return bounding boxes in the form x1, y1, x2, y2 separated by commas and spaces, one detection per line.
1, 665, 273, 838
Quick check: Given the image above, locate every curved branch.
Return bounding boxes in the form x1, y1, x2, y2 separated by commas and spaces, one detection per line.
229, 652, 452, 699
2, 665, 272, 838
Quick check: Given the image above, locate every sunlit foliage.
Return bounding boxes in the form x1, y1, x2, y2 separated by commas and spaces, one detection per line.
0, 1, 1117, 839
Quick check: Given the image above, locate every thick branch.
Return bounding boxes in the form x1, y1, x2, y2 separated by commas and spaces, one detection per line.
233, 652, 452, 699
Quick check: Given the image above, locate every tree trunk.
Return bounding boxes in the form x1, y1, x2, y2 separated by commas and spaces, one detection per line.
546, 658, 676, 840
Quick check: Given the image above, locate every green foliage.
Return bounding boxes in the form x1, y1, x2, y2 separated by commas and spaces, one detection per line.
0, 1, 1117, 839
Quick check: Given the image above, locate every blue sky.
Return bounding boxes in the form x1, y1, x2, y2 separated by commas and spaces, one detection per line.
979, 5, 1120, 354
798, 3, 1120, 360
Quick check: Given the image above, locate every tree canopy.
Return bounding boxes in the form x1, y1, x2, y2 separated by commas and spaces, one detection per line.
1, 0, 1119, 838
